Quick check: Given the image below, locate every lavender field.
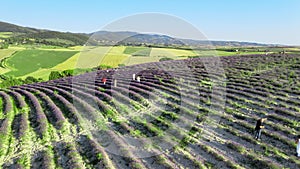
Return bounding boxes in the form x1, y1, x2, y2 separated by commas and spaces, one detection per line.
0, 53, 300, 169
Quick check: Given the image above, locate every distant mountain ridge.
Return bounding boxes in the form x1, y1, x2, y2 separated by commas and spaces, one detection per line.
0, 21, 41, 33
89, 31, 186, 46
0, 21, 279, 47
90, 31, 278, 47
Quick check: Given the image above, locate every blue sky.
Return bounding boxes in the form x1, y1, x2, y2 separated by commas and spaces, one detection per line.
1, 0, 299, 45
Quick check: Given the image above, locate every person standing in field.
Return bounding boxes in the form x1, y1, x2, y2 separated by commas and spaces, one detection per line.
113, 79, 117, 87
133, 73, 136, 81
137, 76, 141, 82
101, 77, 107, 85
254, 117, 267, 140
296, 135, 300, 157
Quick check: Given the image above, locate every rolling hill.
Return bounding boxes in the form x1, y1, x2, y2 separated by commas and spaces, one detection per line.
0, 21, 280, 47
0, 21, 40, 34
0, 21, 89, 46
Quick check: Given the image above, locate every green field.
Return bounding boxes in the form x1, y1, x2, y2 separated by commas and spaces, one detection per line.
0, 48, 22, 74
23, 52, 84, 80
0, 45, 298, 80
5, 50, 78, 77
123, 46, 148, 54
131, 48, 151, 56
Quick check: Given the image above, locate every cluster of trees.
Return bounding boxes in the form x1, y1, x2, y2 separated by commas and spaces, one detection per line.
49, 70, 74, 80
0, 75, 42, 88
159, 57, 173, 62
6, 38, 70, 48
